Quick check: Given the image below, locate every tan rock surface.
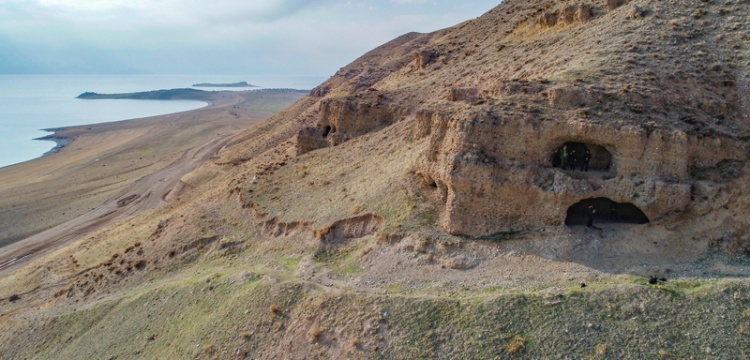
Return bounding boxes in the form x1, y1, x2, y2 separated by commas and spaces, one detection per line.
292, 0, 750, 241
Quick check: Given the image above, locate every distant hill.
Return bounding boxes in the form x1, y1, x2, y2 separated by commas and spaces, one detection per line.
192, 81, 257, 87
77, 88, 210, 100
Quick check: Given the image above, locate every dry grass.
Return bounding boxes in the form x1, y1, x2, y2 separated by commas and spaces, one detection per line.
269, 303, 281, 315
506, 335, 525, 355
315, 226, 332, 241
596, 343, 607, 356
350, 204, 363, 215
133, 259, 146, 270
308, 324, 324, 343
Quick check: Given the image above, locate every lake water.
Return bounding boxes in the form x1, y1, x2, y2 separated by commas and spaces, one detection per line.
0, 74, 324, 168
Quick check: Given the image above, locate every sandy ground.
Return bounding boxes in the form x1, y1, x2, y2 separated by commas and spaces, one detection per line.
0, 90, 305, 276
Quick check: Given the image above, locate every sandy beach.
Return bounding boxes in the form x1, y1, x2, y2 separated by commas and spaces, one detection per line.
0, 89, 305, 274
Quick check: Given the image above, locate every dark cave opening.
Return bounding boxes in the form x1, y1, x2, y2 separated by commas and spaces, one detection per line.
322, 125, 332, 137
565, 197, 649, 226
552, 141, 612, 172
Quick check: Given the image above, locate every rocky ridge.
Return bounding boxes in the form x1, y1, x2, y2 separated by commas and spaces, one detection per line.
294, 0, 750, 242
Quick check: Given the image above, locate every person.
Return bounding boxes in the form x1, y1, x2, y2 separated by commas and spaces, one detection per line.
586, 205, 596, 228
581, 149, 591, 172
559, 145, 568, 169
568, 150, 577, 170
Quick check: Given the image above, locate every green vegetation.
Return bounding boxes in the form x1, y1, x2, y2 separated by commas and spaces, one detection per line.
277, 256, 302, 270
3, 254, 750, 359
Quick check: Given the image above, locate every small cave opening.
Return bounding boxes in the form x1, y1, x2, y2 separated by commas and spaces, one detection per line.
565, 197, 649, 226
322, 125, 333, 137
418, 172, 437, 189
418, 172, 448, 204
551, 141, 613, 173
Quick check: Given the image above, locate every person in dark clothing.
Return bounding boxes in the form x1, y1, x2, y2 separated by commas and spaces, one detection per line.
581, 149, 591, 172
568, 150, 577, 170
559, 145, 569, 169
586, 205, 596, 228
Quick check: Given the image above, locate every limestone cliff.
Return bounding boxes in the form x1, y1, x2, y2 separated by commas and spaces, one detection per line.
289, 0, 750, 243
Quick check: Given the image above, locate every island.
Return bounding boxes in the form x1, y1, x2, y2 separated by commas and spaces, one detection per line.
192, 81, 258, 88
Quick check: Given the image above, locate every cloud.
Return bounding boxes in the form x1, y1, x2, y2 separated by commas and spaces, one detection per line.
0, 0, 500, 75
22, 0, 325, 26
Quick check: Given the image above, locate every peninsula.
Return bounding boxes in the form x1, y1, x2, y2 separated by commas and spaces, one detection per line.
192, 81, 257, 87
77, 88, 210, 100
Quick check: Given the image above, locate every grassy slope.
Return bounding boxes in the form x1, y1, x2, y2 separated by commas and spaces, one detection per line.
2, 256, 750, 359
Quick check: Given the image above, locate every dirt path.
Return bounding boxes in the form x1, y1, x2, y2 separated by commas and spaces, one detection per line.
0, 132, 233, 276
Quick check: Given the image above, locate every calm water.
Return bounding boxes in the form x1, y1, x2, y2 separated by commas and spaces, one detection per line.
0, 74, 324, 168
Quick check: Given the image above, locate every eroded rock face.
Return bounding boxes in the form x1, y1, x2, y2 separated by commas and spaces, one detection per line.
416, 109, 745, 237
296, 92, 410, 154
415, 50, 438, 70
290, 0, 750, 241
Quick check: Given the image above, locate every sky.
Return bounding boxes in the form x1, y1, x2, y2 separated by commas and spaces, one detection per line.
0, 0, 501, 76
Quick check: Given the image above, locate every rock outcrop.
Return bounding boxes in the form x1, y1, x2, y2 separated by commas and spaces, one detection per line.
296, 92, 411, 154
290, 0, 750, 241
415, 107, 746, 236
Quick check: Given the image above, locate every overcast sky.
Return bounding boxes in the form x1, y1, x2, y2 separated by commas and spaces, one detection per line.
0, 0, 500, 75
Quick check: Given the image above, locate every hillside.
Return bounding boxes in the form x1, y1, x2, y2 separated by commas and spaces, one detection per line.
2, 0, 750, 358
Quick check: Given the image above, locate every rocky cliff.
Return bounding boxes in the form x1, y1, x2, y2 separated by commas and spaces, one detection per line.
293, 0, 750, 241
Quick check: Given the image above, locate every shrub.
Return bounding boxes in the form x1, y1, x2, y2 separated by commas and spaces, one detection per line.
596, 344, 608, 356
506, 335, 525, 355
308, 324, 323, 343
133, 260, 146, 270
269, 303, 280, 315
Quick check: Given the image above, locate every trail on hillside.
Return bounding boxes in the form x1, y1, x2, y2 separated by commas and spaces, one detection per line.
0, 133, 232, 276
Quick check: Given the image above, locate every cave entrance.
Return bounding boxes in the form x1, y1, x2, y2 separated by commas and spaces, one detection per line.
551, 141, 612, 172
322, 125, 333, 137
565, 197, 649, 226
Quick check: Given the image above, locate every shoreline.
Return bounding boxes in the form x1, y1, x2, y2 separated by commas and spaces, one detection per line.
4, 88, 306, 168
10, 96, 217, 167
0, 88, 308, 273
33, 131, 70, 157
28, 94, 213, 161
